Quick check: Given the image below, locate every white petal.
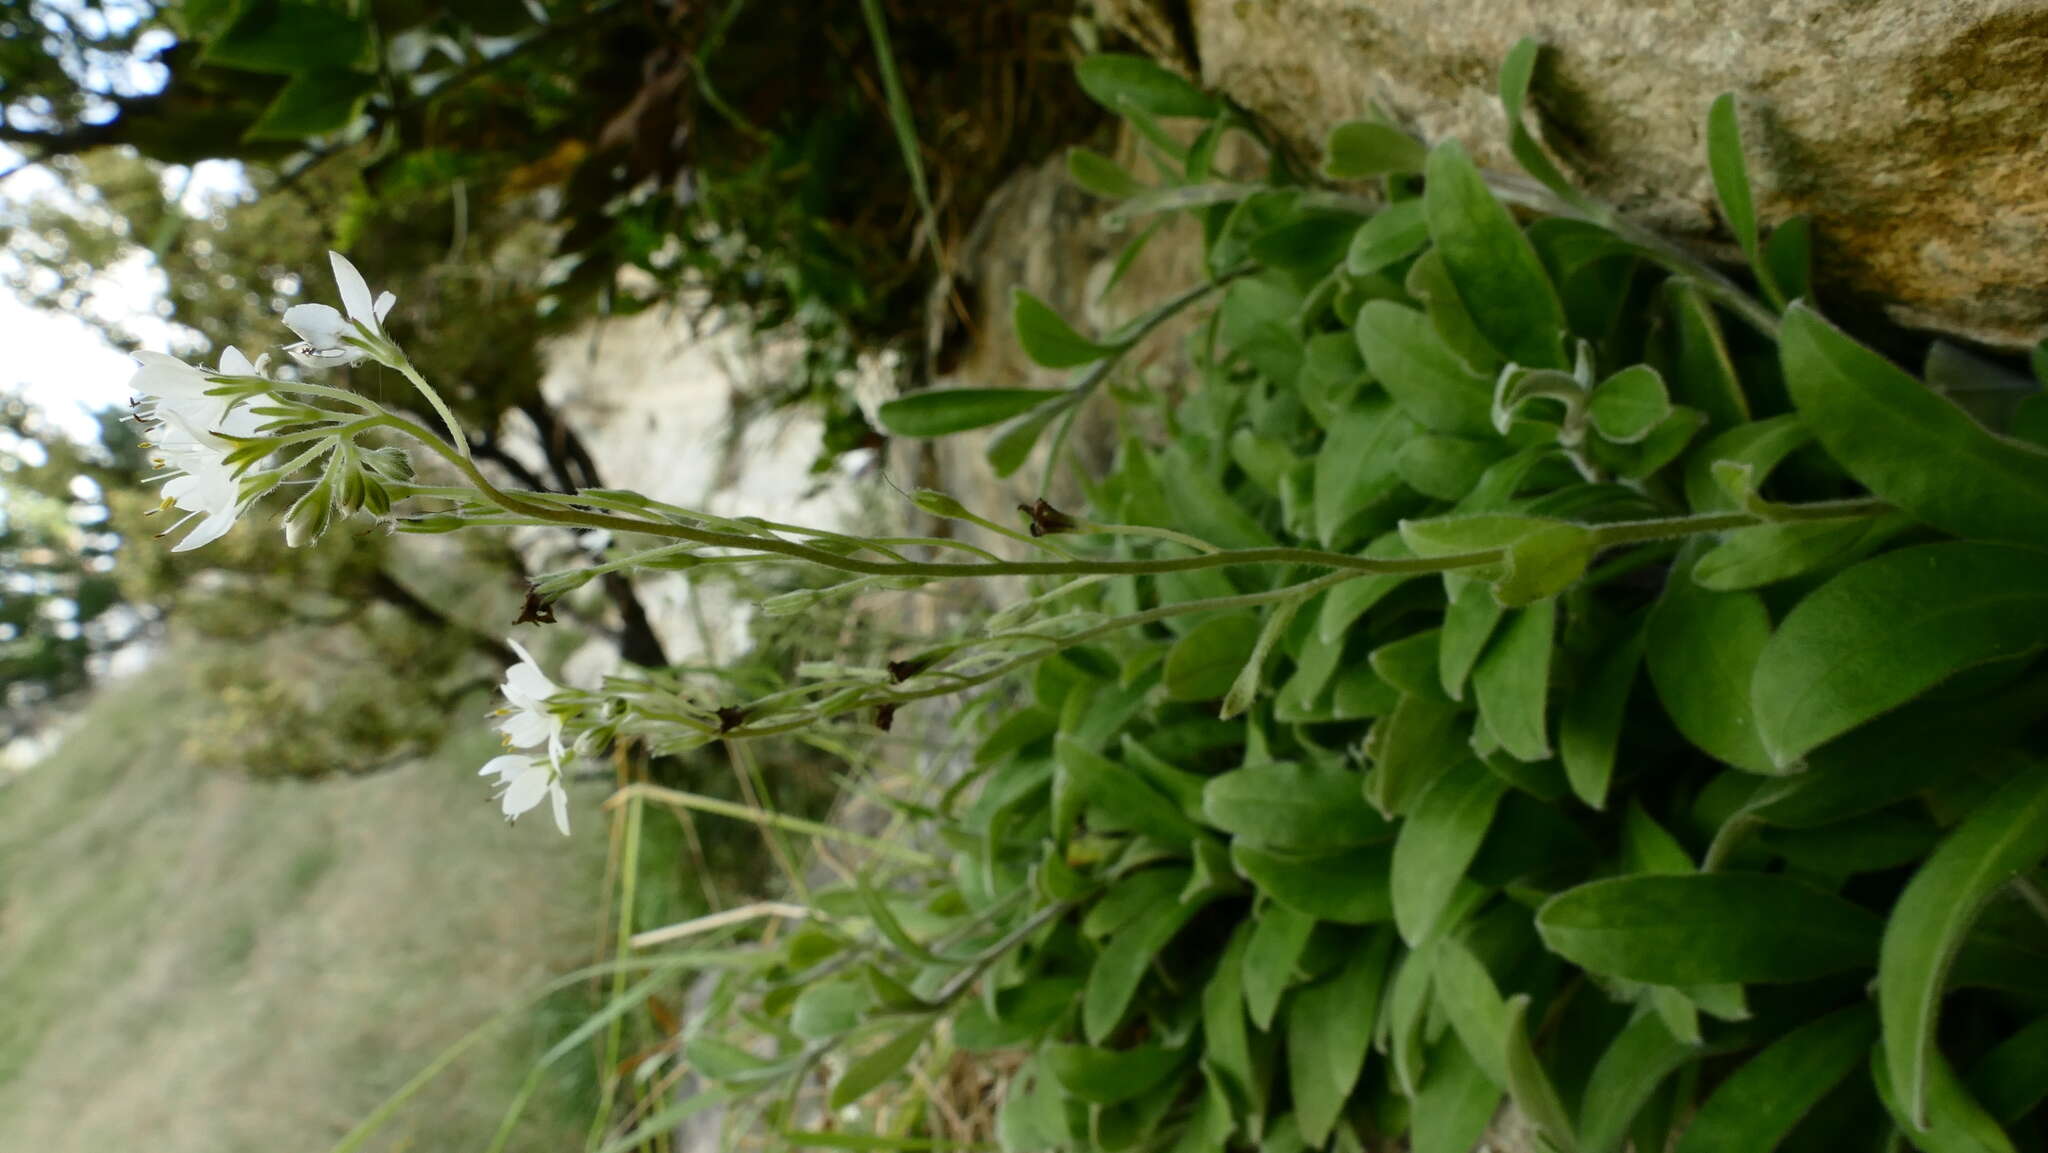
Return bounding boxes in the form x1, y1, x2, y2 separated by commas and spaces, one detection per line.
330, 251, 376, 325
505, 661, 557, 703
283, 303, 350, 348
128, 355, 212, 403
170, 507, 237, 552
373, 291, 397, 323
497, 711, 553, 750
285, 342, 366, 371
549, 781, 571, 835
218, 346, 255, 376
479, 753, 530, 782
500, 762, 552, 819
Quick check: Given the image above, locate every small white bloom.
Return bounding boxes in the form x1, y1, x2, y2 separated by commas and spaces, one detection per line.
483, 639, 574, 835
496, 638, 566, 758
129, 347, 267, 551
478, 753, 571, 834
283, 250, 397, 370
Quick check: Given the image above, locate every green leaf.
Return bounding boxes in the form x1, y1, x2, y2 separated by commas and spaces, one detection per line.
1621, 801, 1694, 874
1314, 398, 1416, 549
1074, 54, 1221, 119
1433, 937, 1509, 1087
829, 1018, 935, 1108
1083, 866, 1188, 940
1471, 601, 1555, 760
1646, 545, 1776, 773
1362, 692, 1466, 816
1231, 843, 1393, 925
1683, 415, 1809, 514
1013, 290, 1118, 368
1692, 515, 1909, 592
1204, 924, 1262, 1122
985, 399, 1067, 476
1412, 1037, 1504, 1153
1392, 759, 1508, 945
1663, 281, 1752, 431
1871, 1046, 2017, 1153
1754, 674, 2048, 829
1968, 1014, 2048, 1125
1780, 302, 2048, 549
202, 0, 372, 73
1057, 736, 1201, 846
1503, 994, 1578, 1152
245, 69, 377, 141
1673, 1005, 1875, 1153
1369, 630, 1449, 702
1396, 434, 1501, 502
1423, 139, 1568, 370
879, 388, 1063, 438
1537, 873, 1880, 984
1354, 301, 1495, 436
1243, 903, 1317, 1030
1068, 147, 1145, 199
954, 978, 1082, 1052
1579, 1012, 1696, 1153
1323, 120, 1428, 179
1085, 878, 1209, 1043
1587, 365, 1673, 444
1165, 614, 1264, 702
1161, 442, 1278, 550
1399, 512, 1550, 560
1286, 930, 1395, 1145
1879, 759, 2048, 1129
1042, 1041, 1186, 1106
1499, 522, 1596, 608
1766, 214, 1814, 303
1440, 580, 1506, 701
1203, 761, 1392, 853
1407, 247, 1506, 374
1559, 623, 1644, 810
1752, 542, 2048, 769
791, 981, 870, 1041
1705, 93, 1783, 309
1346, 199, 1431, 275
1221, 595, 1307, 720
1498, 38, 1599, 216
1318, 534, 1416, 643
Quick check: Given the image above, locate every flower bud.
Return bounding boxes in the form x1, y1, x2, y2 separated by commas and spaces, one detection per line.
911, 489, 971, 519
334, 460, 368, 516
283, 479, 334, 548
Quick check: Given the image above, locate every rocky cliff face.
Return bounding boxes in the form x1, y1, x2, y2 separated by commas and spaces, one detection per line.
1103, 0, 2048, 347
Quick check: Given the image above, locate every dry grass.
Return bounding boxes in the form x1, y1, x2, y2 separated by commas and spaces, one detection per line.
0, 647, 610, 1153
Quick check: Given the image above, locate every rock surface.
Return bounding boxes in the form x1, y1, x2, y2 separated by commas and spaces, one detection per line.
1103, 0, 2048, 347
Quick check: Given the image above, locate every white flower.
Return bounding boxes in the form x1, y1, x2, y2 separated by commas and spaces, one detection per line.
482, 639, 573, 835
495, 638, 566, 760
283, 251, 396, 370
130, 347, 268, 551
478, 753, 570, 834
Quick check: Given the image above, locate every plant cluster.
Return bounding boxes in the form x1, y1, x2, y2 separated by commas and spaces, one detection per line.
123, 41, 2048, 1153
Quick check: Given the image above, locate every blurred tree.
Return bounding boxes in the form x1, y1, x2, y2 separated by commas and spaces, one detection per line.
0, 398, 141, 736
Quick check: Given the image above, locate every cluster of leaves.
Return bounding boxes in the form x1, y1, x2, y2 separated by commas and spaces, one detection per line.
648, 47, 2048, 1153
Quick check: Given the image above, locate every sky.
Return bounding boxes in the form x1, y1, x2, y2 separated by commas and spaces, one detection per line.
0, 1, 243, 442
1, 150, 249, 442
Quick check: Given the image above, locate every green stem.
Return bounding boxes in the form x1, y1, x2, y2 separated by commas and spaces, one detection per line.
1076, 519, 1221, 554
608, 783, 941, 868
724, 568, 1366, 737
392, 359, 473, 460
373, 410, 1888, 585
